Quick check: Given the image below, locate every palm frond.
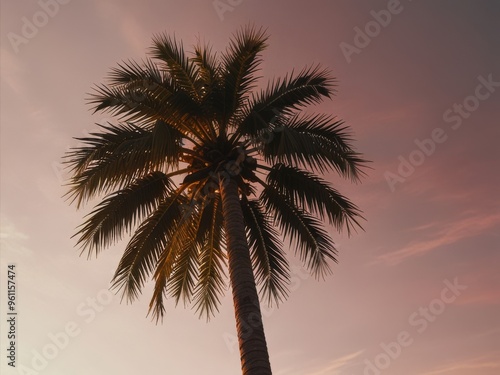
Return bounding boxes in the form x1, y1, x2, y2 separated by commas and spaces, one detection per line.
111, 194, 185, 303
260, 187, 337, 278
150, 33, 200, 101
191, 42, 218, 89
167, 198, 203, 307
193, 195, 227, 319
89, 80, 206, 136
88, 57, 206, 139
64, 121, 183, 207
167, 232, 200, 307
221, 26, 268, 129
103, 58, 203, 127
148, 262, 168, 322
265, 164, 363, 234
74, 171, 172, 257
241, 198, 289, 305
148, 211, 195, 323
260, 114, 366, 179
237, 65, 335, 137
192, 42, 226, 124
107, 58, 165, 87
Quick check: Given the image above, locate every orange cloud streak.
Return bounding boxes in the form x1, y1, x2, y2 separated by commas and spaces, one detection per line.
378, 212, 500, 265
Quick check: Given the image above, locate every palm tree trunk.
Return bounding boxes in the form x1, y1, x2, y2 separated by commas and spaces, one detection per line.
220, 177, 272, 375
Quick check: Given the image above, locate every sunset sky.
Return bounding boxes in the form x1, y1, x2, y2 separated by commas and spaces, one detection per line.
1, 1, 499, 374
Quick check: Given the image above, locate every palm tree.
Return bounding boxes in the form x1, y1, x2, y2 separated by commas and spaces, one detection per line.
65, 26, 365, 375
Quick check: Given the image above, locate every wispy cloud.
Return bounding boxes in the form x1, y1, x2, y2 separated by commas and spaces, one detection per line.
419, 353, 500, 375
377, 212, 500, 265
0, 48, 26, 95
472, 327, 500, 340
0, 215, 32, 257
305, 350, 364, 375
457, 288, 500, 306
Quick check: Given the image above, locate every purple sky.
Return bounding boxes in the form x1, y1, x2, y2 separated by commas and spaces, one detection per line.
1, 1, 499, 374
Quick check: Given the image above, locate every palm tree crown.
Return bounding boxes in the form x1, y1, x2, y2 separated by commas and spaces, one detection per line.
65, 26, 365, 324
66, 26, 366, 375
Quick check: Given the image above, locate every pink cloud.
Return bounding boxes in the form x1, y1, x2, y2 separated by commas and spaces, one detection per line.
420, 353, 500, 375
457, 289, 500, 306
378, 212, 500, 265
304, 350, 364, 375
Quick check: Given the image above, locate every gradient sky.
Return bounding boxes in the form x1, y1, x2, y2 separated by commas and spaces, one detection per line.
1, 1, 499, 374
